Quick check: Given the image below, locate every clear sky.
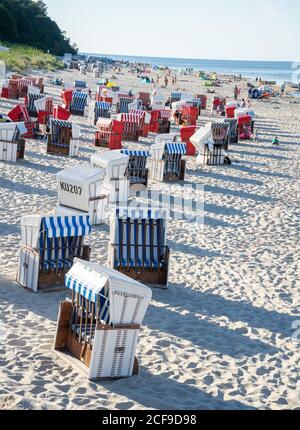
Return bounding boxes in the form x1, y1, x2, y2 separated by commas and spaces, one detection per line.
43, 0, 300, 61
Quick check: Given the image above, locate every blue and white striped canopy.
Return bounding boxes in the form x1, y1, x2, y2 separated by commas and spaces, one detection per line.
65, 275, 110, 317
41, 215, 91, 238
165, 143, 186, 155
50, 119, 72, 128
116, 207, 168, 220
121, 150, 150, 157
75, 80, 87, 88
95, 101, 111, 110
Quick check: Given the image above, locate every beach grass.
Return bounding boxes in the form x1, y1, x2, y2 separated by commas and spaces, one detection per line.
0, 43, 63, 74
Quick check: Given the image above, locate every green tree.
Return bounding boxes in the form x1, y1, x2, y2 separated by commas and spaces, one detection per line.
0, 0, 77, 55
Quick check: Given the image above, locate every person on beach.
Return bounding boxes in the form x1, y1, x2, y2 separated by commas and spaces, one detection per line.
234, 85, 239, 100
164, 76, 169, 87
241, 98, 246, 108
272, 137, 279, 146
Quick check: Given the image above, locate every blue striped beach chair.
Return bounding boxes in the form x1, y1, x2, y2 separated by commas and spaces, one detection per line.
70, 92, 88, 116
223, 118, 238, 144
171, 92, 182, 103
47, 119, 81, 156
54, 259, 152, 379
74, 80, 87, 89
93, 101, 111, 125
17, 214, 92, 292
212, 120, 230, 149
121, 149, 150, 188
26, 93, 45, 117
109, 207, 170, 288
150, 142, 187, 182
116, 97, 135, 114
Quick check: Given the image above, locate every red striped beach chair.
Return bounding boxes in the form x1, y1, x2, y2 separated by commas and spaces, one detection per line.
118, 113, 143, 141
139, 92, 151, 109
181, 105, 198, 126
180, 126, 197, 156
7, 104, 38, 139
95, 118, 123, 150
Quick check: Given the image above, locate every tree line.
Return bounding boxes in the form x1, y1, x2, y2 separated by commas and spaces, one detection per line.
0, 0, 77, 55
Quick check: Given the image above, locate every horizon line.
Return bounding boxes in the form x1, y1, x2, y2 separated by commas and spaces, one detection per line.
79, 51, 295, 64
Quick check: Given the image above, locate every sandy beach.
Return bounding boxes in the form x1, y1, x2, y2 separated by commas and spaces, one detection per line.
0, 66, 300, 410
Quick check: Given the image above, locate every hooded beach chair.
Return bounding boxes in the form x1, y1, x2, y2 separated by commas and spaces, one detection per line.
95, 118, 123, 150
139, 92, 151, 109
235, 108, 255, 133
151, 94, 166, 110
109, 208, 170, 288
0, 122, 26, 162
212, 97, 226, 115
211, 121, 230, 150
25, 93, 45, 117
70, 92, 89, 116
47, 119, 81, 157
117, 113, 143, 141
74, 80, 87, 89
116, 96, 135, 114
7, 104, 39, 139
91, 152, 130, 204
180, 126, 197, 156
150, 142, 187, 182
18, 78, 34, 98
61, 89, 74, 110
129, 109, 151, 138
121, 149, 150, 192
57, 167, 110, 226
54, 259, 152, 379
171, 92, 182, 103
181, 105, 199, 126
34, 96, 54, 128
190, 124, 226, 165
237, 115, 252, 140
158, 110, 172, 134
90, 101, 111, 125
17, 214, 91, 293
7, 79, 19, 99
223, 118, 238, 144
196, 94, 208, 110
226, 102, 239, 119
53, 105, 71, 121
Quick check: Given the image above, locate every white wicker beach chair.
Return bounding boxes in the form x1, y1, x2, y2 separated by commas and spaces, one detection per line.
17, 214, 91, 293
47, 119, 81, 157
0, 122, 26, 162
150, 142, 187, 182
190, 123, 226, 165
108, 207, 170, 288
54, 258, 152, 379
121, 149, 150, 193
91, 152, 130, 204
57, 166, 110, 226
